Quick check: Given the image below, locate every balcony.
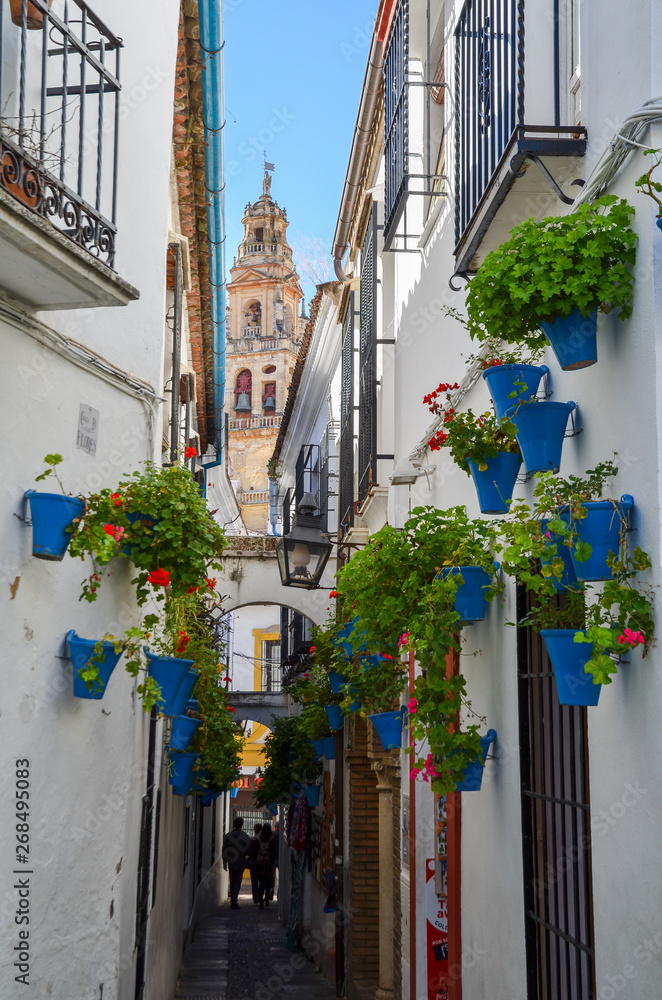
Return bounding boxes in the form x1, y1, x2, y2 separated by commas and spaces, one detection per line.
0, 0, 138, 309
453, 0, 587, 276
228, 415, 282, 431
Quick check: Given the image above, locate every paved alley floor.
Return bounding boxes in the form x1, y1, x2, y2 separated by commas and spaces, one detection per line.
175, 890, 337, 999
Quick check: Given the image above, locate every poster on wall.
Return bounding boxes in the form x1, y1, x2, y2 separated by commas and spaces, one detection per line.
426, 858, 449, 1000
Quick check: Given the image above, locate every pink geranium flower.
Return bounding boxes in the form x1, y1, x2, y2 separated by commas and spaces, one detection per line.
618, 628, 645, 646
407, 697, 418, 714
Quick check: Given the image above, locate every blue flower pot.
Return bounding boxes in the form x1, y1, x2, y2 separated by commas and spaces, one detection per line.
322, 736, 336, 760
170, 715, 202, 751
328, 668, 348, 694
440, 566, 492, 624
172, 780, 194, 797
168, 670, 201, 718
540, 307, 598, 371
304, 785, 321, 807
200, 790, 215, 807
168, 750, 199, 787
145, 649, 196, 715
539, 521, 578, 591
324, 705, 343, 731
230, 787, 239, 798
368, 709, 405, 751
268, 802, 278, 816
559, 495, 633, 582
192, 769, 211, 792
310, 738, 325, 757
334, 618, 362, 657
482, 363, 549, 419
455, 729, 497, 792
25, 491, 85, 560
506, 401, 576, 474
657, 217, 662, 232
468, 452, 522, 514
541, 630, 601, 706
66, 630, 123, 699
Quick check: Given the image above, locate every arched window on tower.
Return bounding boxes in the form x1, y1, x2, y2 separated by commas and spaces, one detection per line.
245, 300, 261, 329
262, 382, 276, 412
235, 370, 252, 412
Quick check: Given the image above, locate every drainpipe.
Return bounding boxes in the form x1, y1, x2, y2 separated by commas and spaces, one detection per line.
198, 0, 226, 461
268, 476, 281, 535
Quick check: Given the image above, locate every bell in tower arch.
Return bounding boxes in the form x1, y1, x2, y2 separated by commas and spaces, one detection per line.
235, 370, 252, 412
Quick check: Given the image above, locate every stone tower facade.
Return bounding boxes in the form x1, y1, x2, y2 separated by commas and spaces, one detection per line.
226, 171, 305, 531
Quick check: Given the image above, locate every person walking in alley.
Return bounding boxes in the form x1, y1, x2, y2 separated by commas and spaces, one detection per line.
269, 821, 280, 901
249, 823, 276, 910
249, 822, 262, 904
222, 817, 252, 910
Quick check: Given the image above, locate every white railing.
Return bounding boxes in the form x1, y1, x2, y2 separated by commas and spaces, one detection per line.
240, 326, 262, 338
228, 415, 282, 431
240, 243, 292, 259
236, 490, 270, 505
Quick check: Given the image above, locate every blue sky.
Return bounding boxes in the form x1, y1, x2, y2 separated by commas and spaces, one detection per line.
223, 0, 378, 300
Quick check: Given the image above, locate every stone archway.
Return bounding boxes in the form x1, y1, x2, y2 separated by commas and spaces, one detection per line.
217, 536, 334, 626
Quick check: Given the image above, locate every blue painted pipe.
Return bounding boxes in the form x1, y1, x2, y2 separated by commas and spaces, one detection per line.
198, 0, 226, 458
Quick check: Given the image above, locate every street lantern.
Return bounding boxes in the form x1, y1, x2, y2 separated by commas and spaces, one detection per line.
276, 493, 333, 589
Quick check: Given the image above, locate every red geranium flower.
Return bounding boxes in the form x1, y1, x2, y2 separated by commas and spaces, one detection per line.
175, 630, 190, 654
205, 577, 217, 591
110, 492, 122, 507
329, 590, 338, 598
147, 568, 170, 588
227, 705, 237, 713
186, 585, 200, 595
184, 446, 197, 459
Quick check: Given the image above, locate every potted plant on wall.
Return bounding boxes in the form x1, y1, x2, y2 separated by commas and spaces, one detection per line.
465, 196, 637, 370
25, 455, 85, 561
635, 148, 662, 230
10, 0, 53, 29
424, 382, 522, 514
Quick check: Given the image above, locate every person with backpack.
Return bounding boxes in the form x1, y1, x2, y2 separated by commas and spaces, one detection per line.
249, 823, 276, 910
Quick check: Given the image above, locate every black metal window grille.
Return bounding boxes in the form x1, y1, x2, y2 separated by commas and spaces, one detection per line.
384, 0, 409, 242
318, 422, 335, 536
261, 638, 281, 692
358, 207, 377, 505
338, 291, 355, 541
454, 0, 524, 244
295, 443, 321, 506
518, 589, 596, 1000
0, 0, 122, 266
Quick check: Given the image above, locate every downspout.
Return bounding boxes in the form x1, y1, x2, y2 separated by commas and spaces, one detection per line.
198, 0, 226, 464
268, 476, 280, 535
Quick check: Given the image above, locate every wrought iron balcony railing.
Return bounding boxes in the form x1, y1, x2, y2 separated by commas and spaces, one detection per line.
0, 0, 122, 267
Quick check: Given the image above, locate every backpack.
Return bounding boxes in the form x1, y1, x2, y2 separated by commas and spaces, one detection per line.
255, 840, 271, 875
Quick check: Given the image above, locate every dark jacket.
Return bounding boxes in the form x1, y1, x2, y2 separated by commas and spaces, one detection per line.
222, 829, 252, 872
248, 835, 277, 869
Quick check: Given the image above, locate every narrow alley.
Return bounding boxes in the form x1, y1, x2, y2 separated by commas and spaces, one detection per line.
175, 890, 337, 1000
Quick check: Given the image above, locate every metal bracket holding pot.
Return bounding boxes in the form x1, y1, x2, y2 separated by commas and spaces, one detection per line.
564, 404, 582, 438
13, 493, 32, 525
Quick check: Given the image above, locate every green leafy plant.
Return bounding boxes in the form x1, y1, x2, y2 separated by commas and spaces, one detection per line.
35, 453, 67, 492
635, 148, 662, 218
495, 462, 655, 685
424, 392, 521, 474
465, 196, 637, 348
331, 506, 500, 790
254, 714, 323, 807
68, 462, 227, 603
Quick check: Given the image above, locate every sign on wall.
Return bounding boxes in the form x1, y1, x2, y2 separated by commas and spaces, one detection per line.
426, 857, 449, 1000
77, 404, 99, 455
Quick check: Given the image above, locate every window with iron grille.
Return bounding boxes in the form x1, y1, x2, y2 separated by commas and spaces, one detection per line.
0, 0, 123, 266
454, 0, 524, 244
384, 0, 409, 245
358, 207, 377, 505
261, 639, 281, 692
518, 590, 596, 999
338, 292, 355, 540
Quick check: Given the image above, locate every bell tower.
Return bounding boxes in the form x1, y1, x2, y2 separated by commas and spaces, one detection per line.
225, 169, 305, 531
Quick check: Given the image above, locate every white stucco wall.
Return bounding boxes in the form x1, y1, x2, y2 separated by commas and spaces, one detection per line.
0, 2, 189, 998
